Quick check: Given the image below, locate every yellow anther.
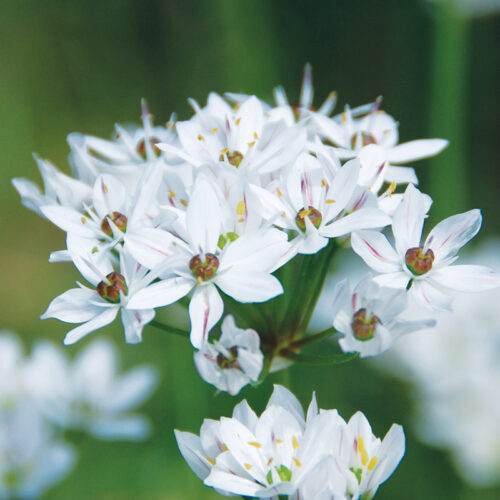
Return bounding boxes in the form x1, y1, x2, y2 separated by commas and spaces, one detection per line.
197, 276, 203, 286
341, 112, 347, 123
237, 217, 245, 223
81, 217, 86, 224
281, 212, 286, 218
248, 441, 262, 449
275, 439, 283, 444
233, 103, 240, 111
321, 179, 327, 187
327, 91, 336, 100
197, 134, 205, 141
368, 456, 378, 471
292, 457, 302, 468
292, 436, 300, 450
299, 209, 312, 218
267, 458, 273, 466
253, 131, 259, 140
235, 118, 241, 126
166, 121, 174, 128
244, 463, 252, 470
388, 181, 396, 197
276, 187, 283, 197
211, 127, 219, 133
357, 437, 369, 467
168, 190, 176, 198
236, 201, 246, 216
222, 444, 228, 452
180, 199, 188, 207
247, 141, 256, 147
220, 147, 229, 154
103, 184, 109, 193
325, 199, 336, 204
206, 457, 216, 466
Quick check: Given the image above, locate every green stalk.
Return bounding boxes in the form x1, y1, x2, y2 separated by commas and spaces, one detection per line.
428, 1, 470, 219
150, 320, 189, 339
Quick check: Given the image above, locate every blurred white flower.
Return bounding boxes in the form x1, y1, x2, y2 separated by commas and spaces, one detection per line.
376, 239, 500, 486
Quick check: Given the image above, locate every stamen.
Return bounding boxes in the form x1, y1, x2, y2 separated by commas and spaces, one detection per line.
292, 457, 302, 467
236, 201, 246, 216
197, 134, 205, 141
292, 436, 300, 450
235, 118, 241, 126
244, 463, 252, 470
248, 441, 262, 448
368, 456, 378, 471
211, 128, 218, 133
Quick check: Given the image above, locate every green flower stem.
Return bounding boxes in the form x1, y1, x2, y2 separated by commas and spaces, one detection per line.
288, 326, 337, 351
428, 1, 470, 219
149, 320, 189, 339
280, 349, 359, 366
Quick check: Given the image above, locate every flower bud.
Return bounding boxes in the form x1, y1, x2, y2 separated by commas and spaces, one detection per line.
295, 206, 322, 232
101, 212, 128, 237
351, 132, 376, 149
137, 138, 161, 159
351, 308, 380, 341
405, 247, 435, 276
97, 272, 128, 303
189, 253, 219, 281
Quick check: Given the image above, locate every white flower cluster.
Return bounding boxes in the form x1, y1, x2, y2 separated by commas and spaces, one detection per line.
13, 65, 499, 393
376, 240, 500, 487
175, 384, 405, 499
0, 333, 157, 499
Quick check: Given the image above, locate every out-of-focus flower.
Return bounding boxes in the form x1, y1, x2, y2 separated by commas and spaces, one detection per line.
194, 315, 263, 395
376, 240, 500, 487
351, 184, 500, 311
176, 385, 405, 499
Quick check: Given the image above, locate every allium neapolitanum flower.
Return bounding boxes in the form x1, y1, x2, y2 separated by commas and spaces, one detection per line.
332, 277, 435, 357
175, 385, 405, 499
351, 184, 500, 311
194, 315, 263, 395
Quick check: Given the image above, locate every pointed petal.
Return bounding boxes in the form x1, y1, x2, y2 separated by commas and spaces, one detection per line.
189, 285, 224, 348
431, 265, 500, 292
63, 307, 118, 345
350, 231, 401, 273
387, 139, 449, 164
322, 208, 391, 238
126, 277, 193, 310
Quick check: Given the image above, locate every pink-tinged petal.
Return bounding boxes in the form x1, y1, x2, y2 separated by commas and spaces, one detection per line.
392, 184, 432, 257
93, 174, 127, 219
384, 166, 418, 185
424, 209, 482, 265
189, 285, 223, 348
63, 307, 119, 345
187, 176, 222, 253
387, 139, 449, 164
124, 228, 174, 269
331, 279, 351, 320
40, 205, 97, 238
322, 208, 391, 238
128, 165, 162, 224
351, 231, 400, 273
220, 229, 289, 272
373, 272, 410, 289
41, 287, 101, 323
126, 277, 193, 310
431, 265, 500, 292
215, 268, 283, 303
324, 159, 360, 221
120, 308, 155, 344
408, 280, 453, 312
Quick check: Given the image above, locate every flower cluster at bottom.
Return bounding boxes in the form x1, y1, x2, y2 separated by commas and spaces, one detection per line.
175, 385, 404, 499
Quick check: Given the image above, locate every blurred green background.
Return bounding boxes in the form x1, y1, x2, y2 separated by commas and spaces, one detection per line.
1, 1, 499, 498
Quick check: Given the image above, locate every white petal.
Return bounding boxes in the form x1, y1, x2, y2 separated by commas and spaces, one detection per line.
120, 308, 155, 344
322, 208, 391, 238
215, 268, 283, 303
408, 280, 453, 312
266, 384, 305, 426
126, 277, 193, 310
89, 415, 151, 440
387, 139, 449, 164
425, 209, 482, 265
189, 285, 224, 348
431, 265, 500, 292
63, 307, 118, 345
174, 430, 212, 481
41, 287, 101, 323
41, 205, 97, 237
384, 165, 418, 185
351, 231, 400, 273
124, 228, 174, 269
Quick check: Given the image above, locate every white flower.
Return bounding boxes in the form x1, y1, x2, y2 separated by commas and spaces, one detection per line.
0, 401, 76, 500
331, 277, 435, 357
351, 184, 500, 311
24, 338, 158, 440
194, 315, 264, 395
127, 175, 289, 347
41, 245, 155, 345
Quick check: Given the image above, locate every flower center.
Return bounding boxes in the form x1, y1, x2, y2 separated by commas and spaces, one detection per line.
219, 150, 244, 167
136, 137, 162, 159
216, 346, 239, 369
350, 131, 377, 149
295, 206, 322, 232
189, 253, 219, 282
101, 211, 128, 237
97, 272, 128, 303
351, 308, 380, 341
405, 247, 435, 276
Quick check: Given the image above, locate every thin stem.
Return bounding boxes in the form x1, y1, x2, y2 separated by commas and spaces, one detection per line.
289, 326, 337, 351
280, 349, 359, 366
150, 320, 189, 339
